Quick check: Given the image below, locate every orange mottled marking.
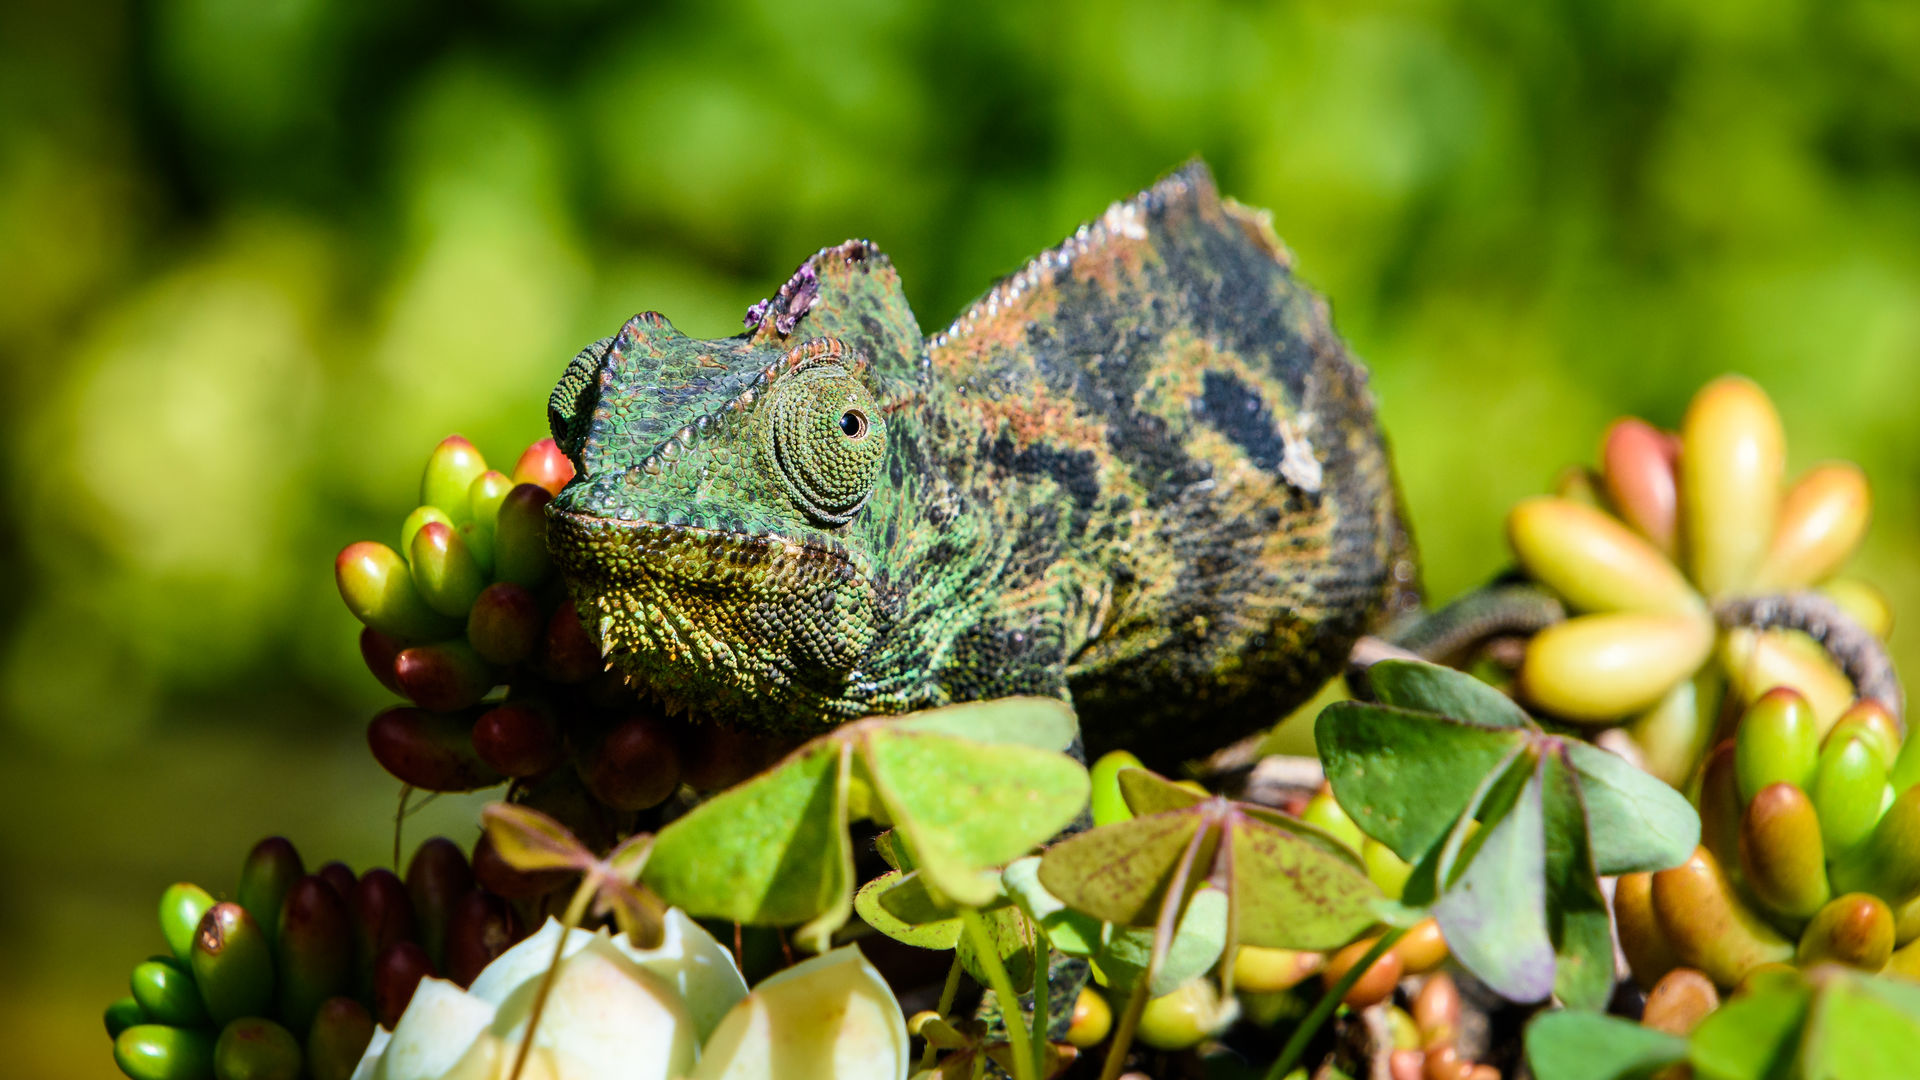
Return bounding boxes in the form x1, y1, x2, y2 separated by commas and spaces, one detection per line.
972, 388, 1107, 451
1069, 231, 1151, 297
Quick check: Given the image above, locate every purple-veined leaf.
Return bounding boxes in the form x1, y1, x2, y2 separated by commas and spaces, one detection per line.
480, 803, 595, 874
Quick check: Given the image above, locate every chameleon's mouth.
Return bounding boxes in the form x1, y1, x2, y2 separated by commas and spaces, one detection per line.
544, 506, 861, 591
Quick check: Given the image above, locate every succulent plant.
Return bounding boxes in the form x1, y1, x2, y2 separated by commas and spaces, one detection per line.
107, 836, 530, 1080
336, 436, 795, 863
1616, 688, 1920, 991
1503, 376, 1890, 784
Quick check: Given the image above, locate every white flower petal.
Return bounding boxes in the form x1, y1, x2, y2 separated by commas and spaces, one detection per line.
348, 1027, 391, 1080
489, 936, 697, 1080
465, 918, 584, 1007
610, 908, 749, 1040
375, 977, 498, 1080
691, 946, 908, 1080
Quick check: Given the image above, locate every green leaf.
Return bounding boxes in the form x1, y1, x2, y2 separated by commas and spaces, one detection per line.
1317, 701, 1527, 862
1688, 971, 1810, 1080
1432, 752, 1555, 1003
1228, 813, 1380, 951
1238, 803, 1369, 871
887, 696, 1080, 752
860, 728, 1089, 907
854, 870, 961, 950
592, 832, 666, 947
956, 902, 1036, 988
1524, 1011, 1686, 1080
1852, 969, 1920, 1017
1797, 970, 1920, 1080
872, 829, 914, 873
1368, 659, 1534, 730
1118, 768, 1207, 817
1316, 673, 1704, 1018
793, 746, 859, 954
1093, 886, 1230, 998
1433, 743, 1532, 889
1001, 857, 1101, 956
1563, 740, 1700, 874
480, 802, 594, 874
604, 832, 652, 883
645, 742, 852, 928
874, 868, 1012, 925
1539, 748, 1614, 1011
1037, 810, 1206, 926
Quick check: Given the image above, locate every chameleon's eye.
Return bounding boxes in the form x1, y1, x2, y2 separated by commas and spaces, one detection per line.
762, 364, 887, 525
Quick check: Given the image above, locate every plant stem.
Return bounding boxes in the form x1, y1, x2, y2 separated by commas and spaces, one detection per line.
961, 908, 1037, 1080
1101, 816, 1212, 1080
393, 785, 412, 871
1263, 926, 1407, 1080
1097, 978, 1149, 1080
1030, 934, 1049, 1080
920, 953, 965, 1071
508, 877, 596, 1080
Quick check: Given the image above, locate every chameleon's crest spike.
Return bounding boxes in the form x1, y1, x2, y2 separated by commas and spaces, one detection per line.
929, 159, 1235, 356
743, 240, 924, 398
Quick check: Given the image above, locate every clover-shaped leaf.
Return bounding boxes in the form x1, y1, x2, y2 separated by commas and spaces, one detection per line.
1369, 657, 1535, 730
1001, 855, 1224, 997
1562, 737, 1702, 874
887, 697, 1080, 750
1090, 886, 1230, 998
645, 698, 1088, 952
1317, 701, 1527, 863
1037, 765, 1378, 999
1793, 967, 1920, 1079
1693, 965, 1920, 1080
1001, 857, 1100, 957
643, 737, 854, 950
1319, 660, 1699, 1009
853, 870, 962, 950
481, 802, 665, 946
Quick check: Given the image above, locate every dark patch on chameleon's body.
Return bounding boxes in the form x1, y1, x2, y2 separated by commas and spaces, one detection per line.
545, 162, 1409, 766
1200, 370, 1291, 473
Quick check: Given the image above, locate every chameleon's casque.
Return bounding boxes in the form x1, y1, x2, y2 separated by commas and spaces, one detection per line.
546, 162, 1413, 764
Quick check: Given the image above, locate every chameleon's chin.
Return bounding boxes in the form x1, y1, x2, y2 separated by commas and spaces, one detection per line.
543, 506, 881, 731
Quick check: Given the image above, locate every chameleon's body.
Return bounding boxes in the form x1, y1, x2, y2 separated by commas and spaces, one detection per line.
546, 162, 1412, 763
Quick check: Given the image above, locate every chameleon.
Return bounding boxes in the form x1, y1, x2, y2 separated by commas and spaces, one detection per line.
544, 161, 1418, 766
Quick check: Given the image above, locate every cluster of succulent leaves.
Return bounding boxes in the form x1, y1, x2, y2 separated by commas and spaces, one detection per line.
1505, 376, 1888, 785
339, 436, 800, 857
106, 835, 528, 1080
1613, 689, 1920, 994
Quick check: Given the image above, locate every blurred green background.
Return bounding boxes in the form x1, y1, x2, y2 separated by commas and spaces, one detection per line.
3, 0, 1917, 1074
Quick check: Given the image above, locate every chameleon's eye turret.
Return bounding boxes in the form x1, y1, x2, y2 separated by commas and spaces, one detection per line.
761, 362, 887, 526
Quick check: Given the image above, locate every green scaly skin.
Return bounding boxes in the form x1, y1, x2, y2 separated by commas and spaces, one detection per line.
546, 161, 1415, 765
